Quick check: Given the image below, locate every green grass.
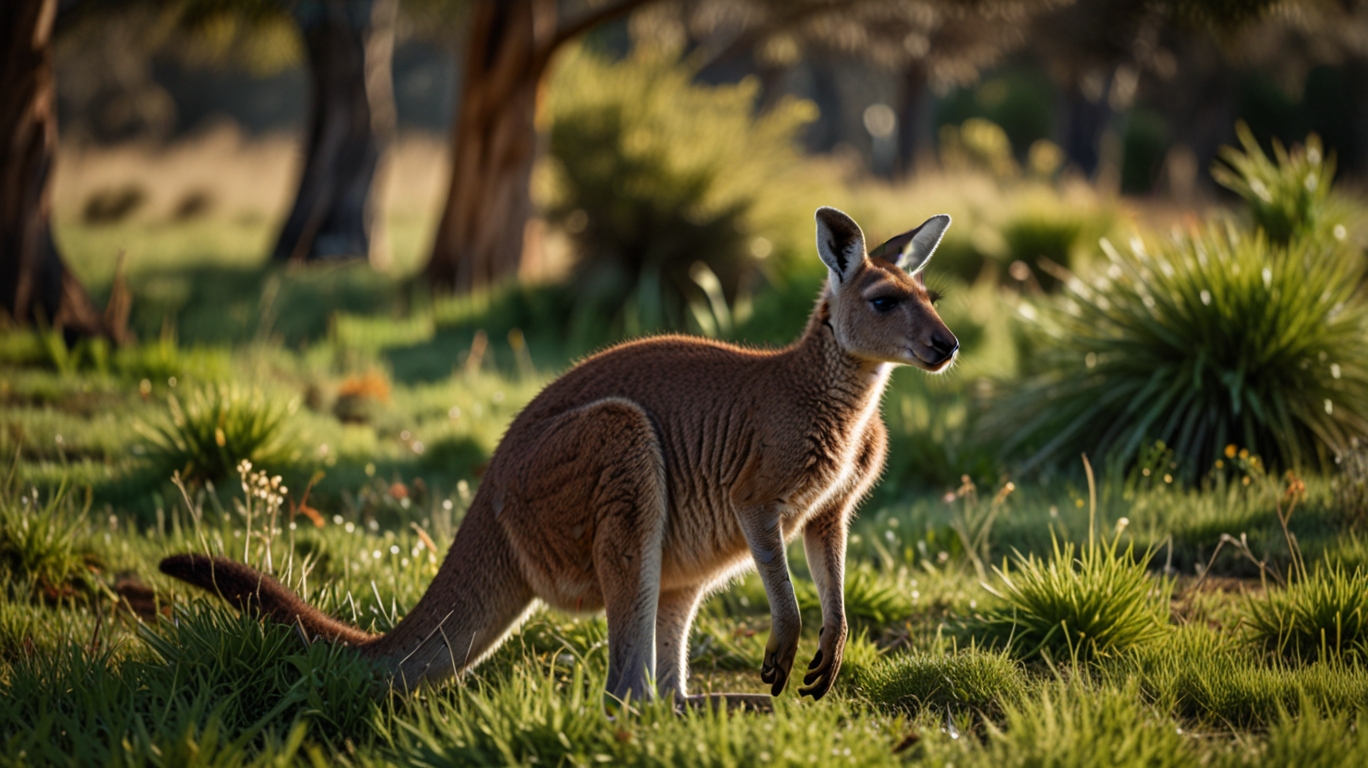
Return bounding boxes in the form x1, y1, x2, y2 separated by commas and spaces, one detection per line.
6, 140, 1367, 764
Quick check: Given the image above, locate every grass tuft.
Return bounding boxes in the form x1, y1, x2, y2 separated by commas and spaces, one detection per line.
0, 484, 99, 604
854, 647, 1027, 716
140, 385, 302, 484
1243, 560, 1368, 662
969, 534, 1169, 661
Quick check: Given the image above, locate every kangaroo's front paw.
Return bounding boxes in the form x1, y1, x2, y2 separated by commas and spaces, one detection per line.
800, 622, 847, 700
760, 616, 801, 696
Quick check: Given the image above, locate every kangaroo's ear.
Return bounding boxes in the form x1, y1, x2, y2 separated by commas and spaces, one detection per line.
870, 214, 951, 275
815, 207, 866, 284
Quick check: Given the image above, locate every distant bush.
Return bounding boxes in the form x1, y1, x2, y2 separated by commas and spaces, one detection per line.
140, 385, 300, 483
992, 223, 1368, 474
82, 184, 146, 224
545, 46, 816, 332
993, 128, 1368, 476
1213, 123, 1347, 246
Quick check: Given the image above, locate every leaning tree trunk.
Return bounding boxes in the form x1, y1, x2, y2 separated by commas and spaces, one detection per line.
0, 0, 104, 342
426, 0, 557, 293
273, 0, 396, 264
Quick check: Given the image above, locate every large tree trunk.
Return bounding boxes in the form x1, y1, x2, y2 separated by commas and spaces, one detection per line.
426, 0, 556, 293
273, 0, 396, 264
0, 0, 104, 342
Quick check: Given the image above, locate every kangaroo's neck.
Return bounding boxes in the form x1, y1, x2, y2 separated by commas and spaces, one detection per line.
791, 295, 893, 414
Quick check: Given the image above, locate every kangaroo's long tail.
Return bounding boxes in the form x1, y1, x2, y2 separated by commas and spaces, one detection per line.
158, 498, 535, 689
159, 554, 376, 645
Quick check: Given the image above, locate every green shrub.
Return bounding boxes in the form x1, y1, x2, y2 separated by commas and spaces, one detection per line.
993, 224, 1368, 474
1243, 560, 1368, 662
140, 385, 301, 484
969, 535, 1169, 661
545, 45, 816, 332
1212, 123, 1347, 246
854, 647, 1026, 715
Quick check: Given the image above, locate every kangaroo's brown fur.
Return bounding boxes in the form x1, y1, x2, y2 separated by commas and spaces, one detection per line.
160, 207, 958, 707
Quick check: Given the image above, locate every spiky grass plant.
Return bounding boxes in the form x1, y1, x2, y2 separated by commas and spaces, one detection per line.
1243, 560, 1368, 662
141, 385, 301, 484
994, 224, 1368, 474
0, 484, 98, 603
970, 533, 1169, 661
1212, 123, 1347, 246
854, 647, 1027, 715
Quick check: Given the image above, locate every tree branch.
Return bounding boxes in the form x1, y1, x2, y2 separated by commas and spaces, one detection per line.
691, 0, 852, 75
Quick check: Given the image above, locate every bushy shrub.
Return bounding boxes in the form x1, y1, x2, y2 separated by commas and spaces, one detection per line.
993, 225, 1368, 474
1213, 123, 1347, 246
140, 385, 301, 483
545, 46, 816, 331
969, 535, 1169, 661
1243, 560, 1368, 662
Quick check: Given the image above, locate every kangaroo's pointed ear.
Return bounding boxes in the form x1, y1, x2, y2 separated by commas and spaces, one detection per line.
870, 214, 952, 275
815, 207, 866, 284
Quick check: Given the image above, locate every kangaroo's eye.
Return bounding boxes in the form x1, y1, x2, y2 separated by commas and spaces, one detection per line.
926, 290, 943, 307
870, 297, 899, 312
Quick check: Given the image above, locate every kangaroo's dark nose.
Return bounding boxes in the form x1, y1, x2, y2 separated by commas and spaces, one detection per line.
929, 333, 959, 363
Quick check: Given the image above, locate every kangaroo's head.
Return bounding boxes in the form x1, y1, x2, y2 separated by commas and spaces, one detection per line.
814, 206, 958, 372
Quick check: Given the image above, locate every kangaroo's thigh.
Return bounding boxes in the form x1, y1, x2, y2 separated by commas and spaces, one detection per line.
497, 398, 667, 615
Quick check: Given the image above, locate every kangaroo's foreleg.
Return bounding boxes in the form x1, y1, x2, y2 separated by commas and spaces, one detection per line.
735, 502, 802, 696
799, 429, 886, 699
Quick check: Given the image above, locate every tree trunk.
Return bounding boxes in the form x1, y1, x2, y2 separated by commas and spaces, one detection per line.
0, 0, 105, 343
895, 62, 928, 180
273, 0, 396, 264
426, 0, 556, 293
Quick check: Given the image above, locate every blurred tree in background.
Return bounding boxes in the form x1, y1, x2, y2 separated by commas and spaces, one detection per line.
1, 0, 113, 343
176, 0, 398, 264
648, 0, 1062, 178
423, 0, 652, 294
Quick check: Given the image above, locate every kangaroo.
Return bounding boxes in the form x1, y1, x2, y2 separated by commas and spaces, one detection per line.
160, 207, 958, 708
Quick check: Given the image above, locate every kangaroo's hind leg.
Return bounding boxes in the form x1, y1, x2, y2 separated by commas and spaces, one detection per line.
655, 585, 704, 700
582, 399, 669, 703
505, 397, 669, 703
